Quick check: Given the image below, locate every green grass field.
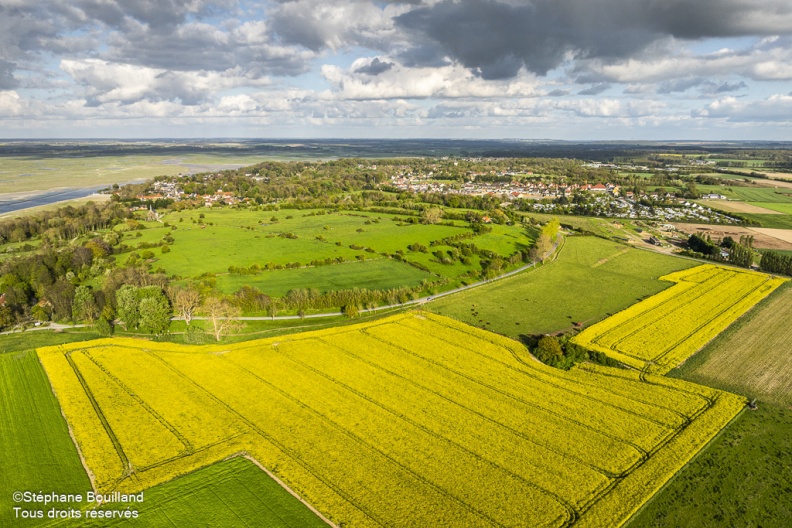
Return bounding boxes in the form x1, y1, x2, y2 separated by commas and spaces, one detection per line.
706, 158, 769, 167
429, 236, 696, 337
521, 212, 645, 240
740, 214, 792, 229
80, 457, 328, 527
0, 329, 103, 354
125, 208, 532, 289
0, 338, 329, 527
627, 404, 792, 528
0, 350, 92, 527
750, 202, 792, 214
697, 185, 792, 203
669, 284, 792, 407
760, 248, 792, 257
691, 186, 792, 227
215, 258, 434, 296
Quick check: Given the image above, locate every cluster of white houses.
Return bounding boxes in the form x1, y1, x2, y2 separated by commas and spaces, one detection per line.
131, 170, 736, 227
526, 195, 738, 224
389, 175, 622, 201
136, 179, 244, 207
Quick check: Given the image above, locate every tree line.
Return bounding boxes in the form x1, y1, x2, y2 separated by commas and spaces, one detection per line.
760, 251, 792, 276
685, 233, 755, 268
0, 202, 131, 243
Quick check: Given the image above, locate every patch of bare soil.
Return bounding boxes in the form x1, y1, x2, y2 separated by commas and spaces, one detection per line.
700, 200, 782, 215
672, 223, 792, 251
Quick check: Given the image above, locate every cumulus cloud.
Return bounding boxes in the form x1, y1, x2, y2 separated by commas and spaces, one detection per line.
710, 81, 748, 94
321, 60, 540, 100
579, 43, 792, 85
0, 3, 81, 62
0, 90, 26, 117
694, 94, 792, 122
1, 0, 791, 138
70, 0, 237, 31
354, 58, 395, 75
102, 20, 314, 76
269, 0, 412, 52
578, 83, 611, 96
61, 59, 270, 105
0, 1, 314, 81
395, 0, 792, 78
0, 60, 18, 90
419, 97, 666, 121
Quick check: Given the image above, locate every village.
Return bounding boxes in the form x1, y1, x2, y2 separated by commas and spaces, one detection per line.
386, 173, 739, 224
132, 166, 740, 225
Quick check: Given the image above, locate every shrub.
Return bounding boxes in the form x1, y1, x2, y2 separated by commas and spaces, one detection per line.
95, 317, 113, 337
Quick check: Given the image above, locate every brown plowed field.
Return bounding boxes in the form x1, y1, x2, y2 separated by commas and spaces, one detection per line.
698, 200, 782, 215
672, 223, 792, 250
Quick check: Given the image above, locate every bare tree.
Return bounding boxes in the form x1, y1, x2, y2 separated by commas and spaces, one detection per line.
200, 297, 243, 341
169, 286, 202, 326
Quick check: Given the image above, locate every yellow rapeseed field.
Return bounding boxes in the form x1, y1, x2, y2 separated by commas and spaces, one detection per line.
38, 312, 745, 527
572, 264, 787, 374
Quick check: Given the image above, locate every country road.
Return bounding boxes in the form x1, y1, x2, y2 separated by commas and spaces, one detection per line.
0, 322, 88, 335
3, 235, 564, 332
187, 233, 564, 321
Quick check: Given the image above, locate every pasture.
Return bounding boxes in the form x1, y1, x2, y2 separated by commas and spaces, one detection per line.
696, 200, 782, 215
124, 208, 532, 293
627, 404, 792, 528
429, 236, 695, 337
0, 350, 92, 527
38, 312, 744, 527
740, 213, 792, 229
670, 284, 792, 406
215, 258, 433, 296
572, 265, 786, 375
749, 202, 792, 215
85, 457, 328, 527
698, 185, 792, 204
522, 212, 644, 240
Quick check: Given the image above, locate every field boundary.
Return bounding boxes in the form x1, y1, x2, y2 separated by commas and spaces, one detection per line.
36, 311, 747, 527
240, 454, 338, 527
622, 406, 747, 527
572, 265, 787, 374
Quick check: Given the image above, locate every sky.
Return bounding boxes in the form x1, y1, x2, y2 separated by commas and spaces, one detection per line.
1, 0, 791, 140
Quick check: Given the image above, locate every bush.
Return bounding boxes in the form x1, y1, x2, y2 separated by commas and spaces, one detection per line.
531, 335, 616, 370
184, 324, 207, 344
588, 350, 621, 368
95, 317, 113, 337
534, 335, 563, 363
342, 304, 360, 318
